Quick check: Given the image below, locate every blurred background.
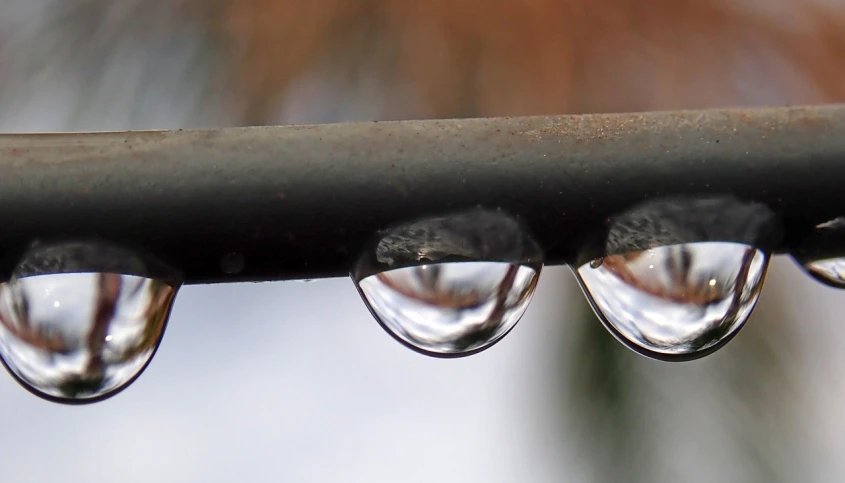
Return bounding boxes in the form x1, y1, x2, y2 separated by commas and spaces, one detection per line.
1, 1, 845, 481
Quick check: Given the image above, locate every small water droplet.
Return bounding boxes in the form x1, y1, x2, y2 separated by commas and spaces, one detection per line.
353, 209, 543, 357
791, 216, 845, 288
800, 258, 845, 288
575, 242, 768, 361
0, 242, 181, 403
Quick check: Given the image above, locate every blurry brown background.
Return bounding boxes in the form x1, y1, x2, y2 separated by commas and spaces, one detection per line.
1, 1, 844, 482
219, 0, 845, 122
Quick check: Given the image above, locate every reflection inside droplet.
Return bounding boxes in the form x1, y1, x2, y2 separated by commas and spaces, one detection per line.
0, 273, 177, 402
357, 261, 540, 356
575, 242, 768, 360
353, 209, 544, 357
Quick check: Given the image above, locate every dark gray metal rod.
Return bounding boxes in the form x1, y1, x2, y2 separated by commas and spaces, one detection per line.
0, 104, 843, 284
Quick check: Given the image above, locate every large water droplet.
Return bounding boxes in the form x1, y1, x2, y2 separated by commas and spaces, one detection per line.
358, 262, 540, 356
353, 209, 543, 357
576, 242, 768, 360
573, 197, 779, 361
0, 242, 181, 403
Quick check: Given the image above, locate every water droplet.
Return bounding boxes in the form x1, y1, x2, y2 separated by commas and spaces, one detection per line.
573, 197, 778, 361
575, 242, 768, 360
358, 262, 540, 356
791, 216, 845, 288
0, 242, 181, 404
353, 209, 543, 357
800, 258, 845, 288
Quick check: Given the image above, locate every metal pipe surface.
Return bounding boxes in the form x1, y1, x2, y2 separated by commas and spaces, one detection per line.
0, 104, 843, 284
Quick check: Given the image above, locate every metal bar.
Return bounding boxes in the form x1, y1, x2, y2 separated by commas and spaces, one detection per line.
0, 104, 843, 284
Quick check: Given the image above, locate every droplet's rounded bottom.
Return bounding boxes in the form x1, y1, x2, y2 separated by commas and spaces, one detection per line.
0, 272, 178, 404
574, 242, 769, 361
356, 261, 541, 357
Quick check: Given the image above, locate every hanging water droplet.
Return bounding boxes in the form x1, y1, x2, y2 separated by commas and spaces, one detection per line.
357, 261, 540, 356
800, 258, 845, 288
573, 197, 780, 361
576, 242, 768, 360
0, 241, 181, 404
791, 217, 845, 288
353, 209, 543, 357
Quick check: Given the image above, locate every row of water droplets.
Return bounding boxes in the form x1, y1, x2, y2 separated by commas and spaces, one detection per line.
1, 197, 842, 404
353, 198, 777, 361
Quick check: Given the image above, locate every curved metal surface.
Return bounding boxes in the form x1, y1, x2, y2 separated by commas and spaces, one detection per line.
0, 104, 843, 283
